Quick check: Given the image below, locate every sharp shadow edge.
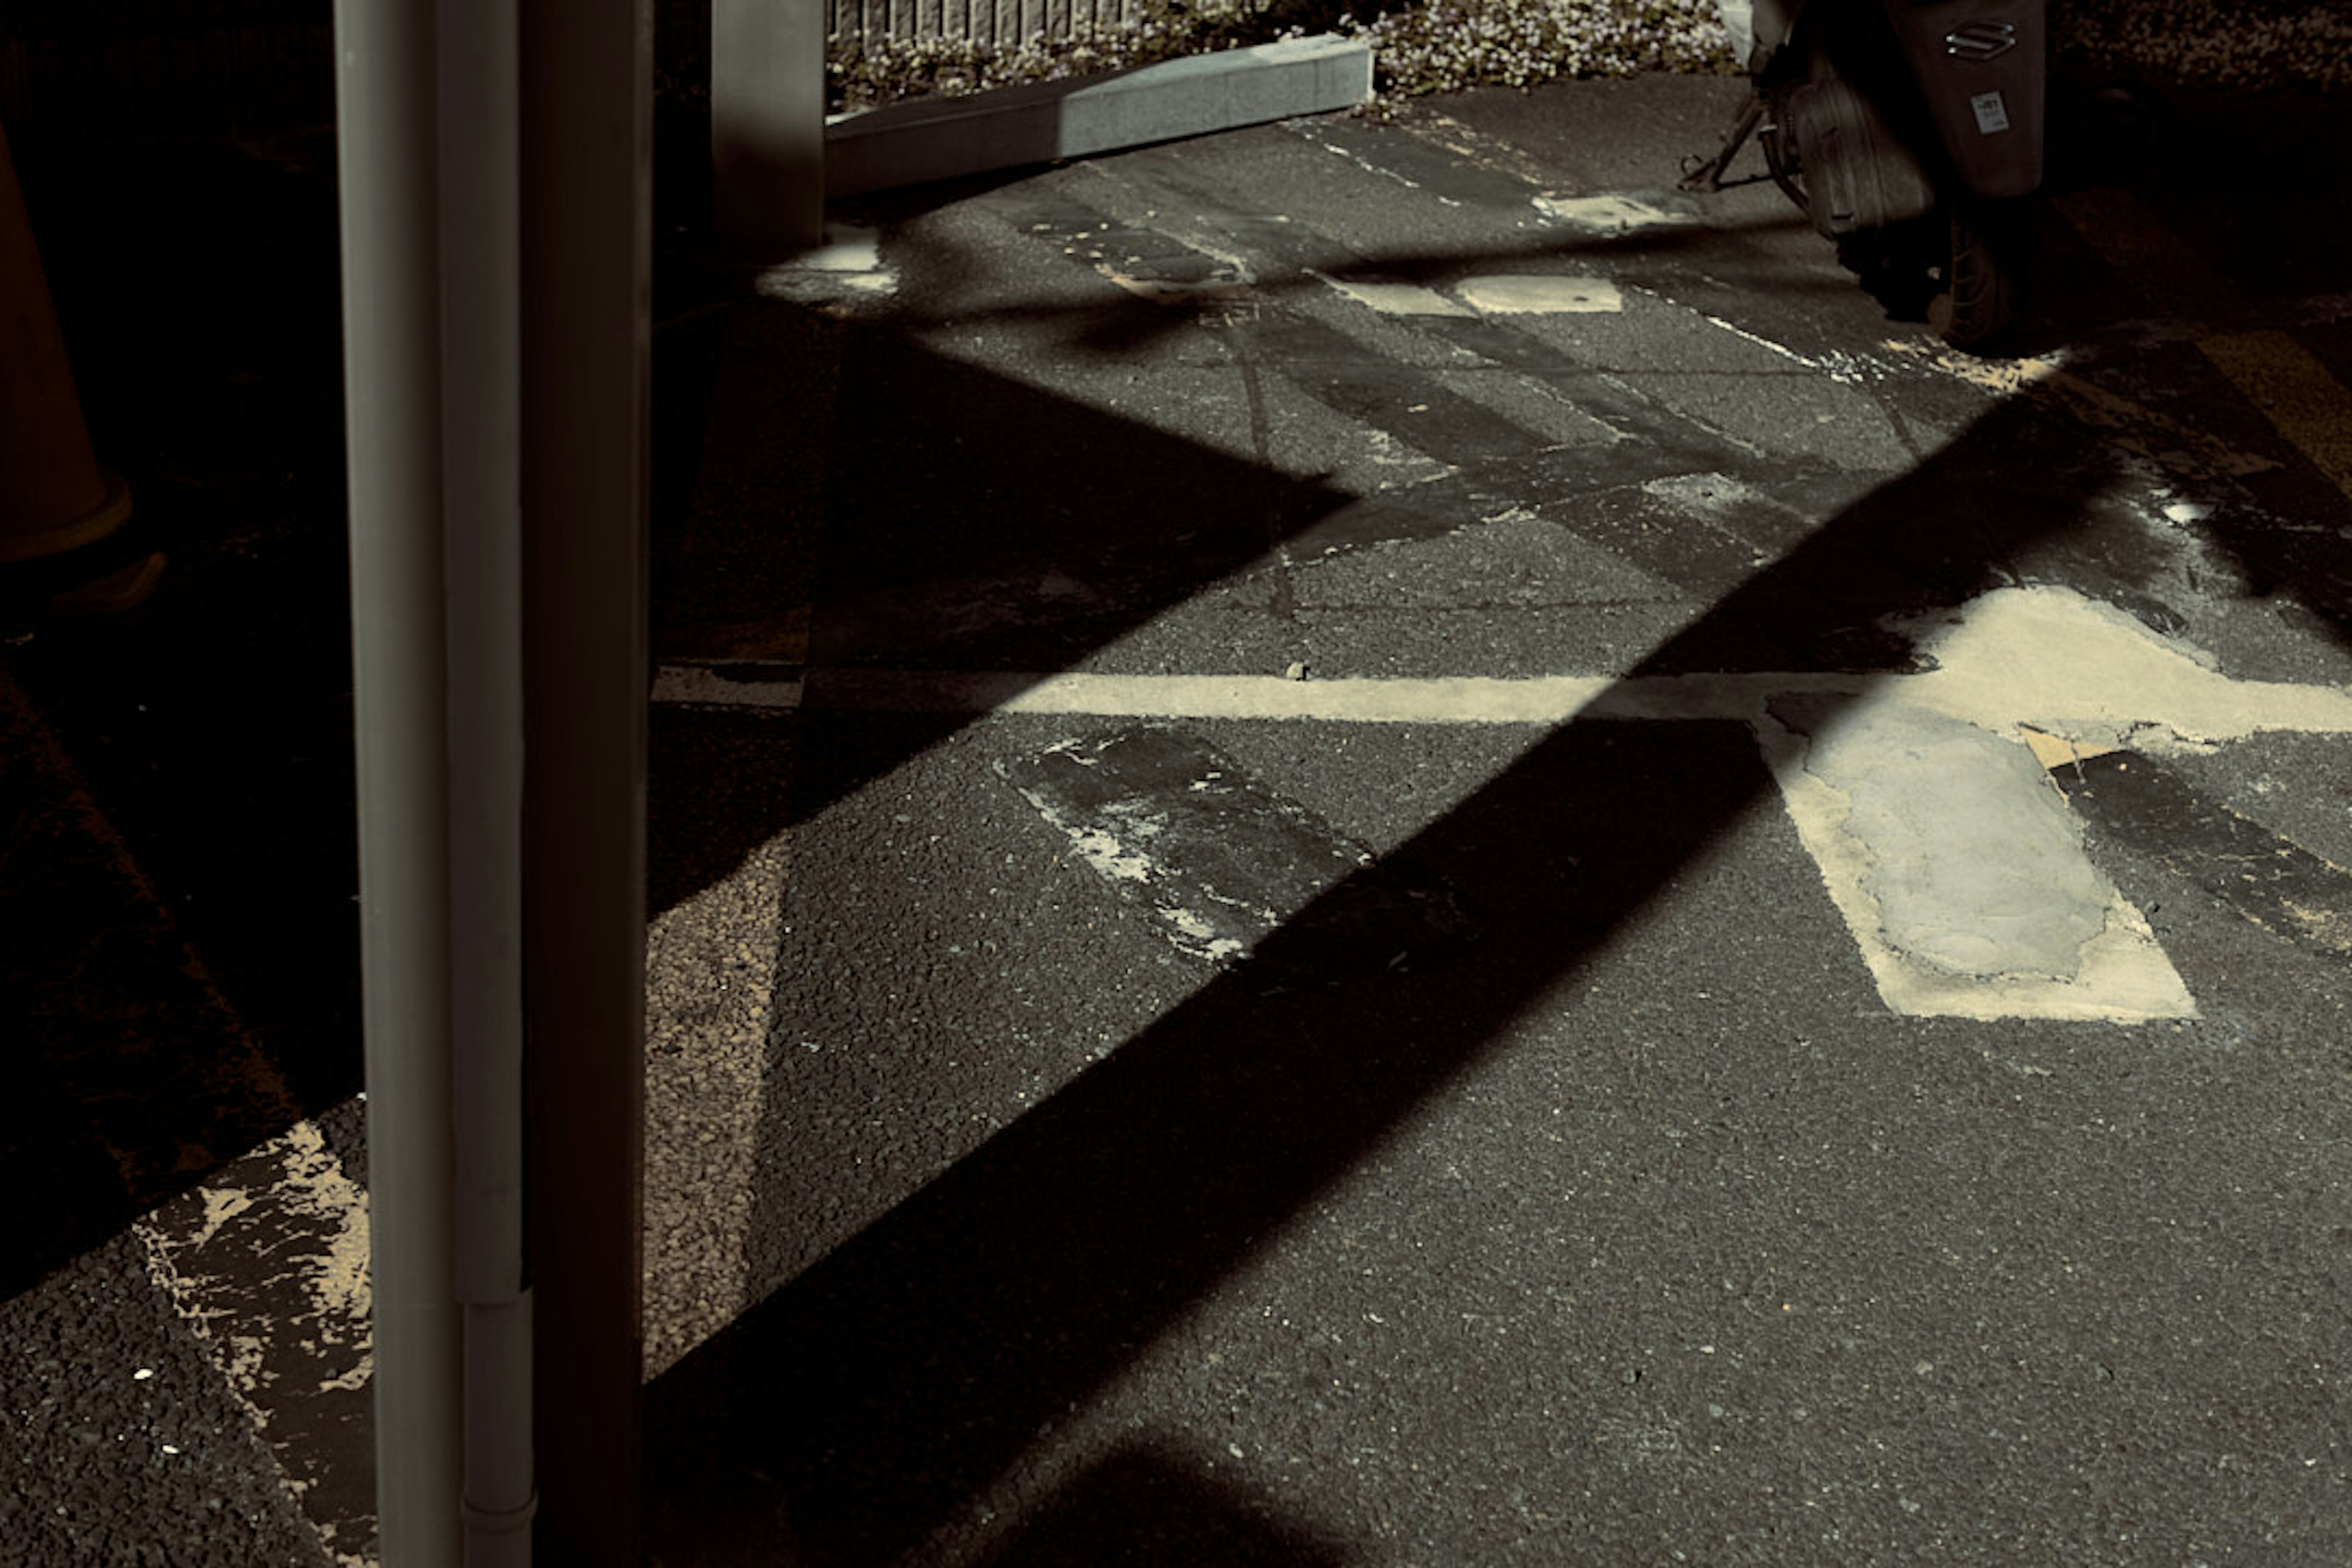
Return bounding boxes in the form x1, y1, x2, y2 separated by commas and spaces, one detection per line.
969, 1441, 1360, 1568
646, 380, 2129, 1564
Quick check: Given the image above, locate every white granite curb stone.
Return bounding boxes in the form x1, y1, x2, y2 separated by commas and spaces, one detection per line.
825, 35, 1376, 198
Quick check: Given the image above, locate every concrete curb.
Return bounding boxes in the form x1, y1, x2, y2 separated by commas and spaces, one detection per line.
824, 34, 1374, 198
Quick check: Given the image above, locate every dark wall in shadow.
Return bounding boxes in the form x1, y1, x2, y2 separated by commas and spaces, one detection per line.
8, 138, 355, 1121
1, 134, 353, 1300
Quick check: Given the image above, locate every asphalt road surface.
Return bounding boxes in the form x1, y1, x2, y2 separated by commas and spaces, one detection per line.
7, 69, 2352, 1568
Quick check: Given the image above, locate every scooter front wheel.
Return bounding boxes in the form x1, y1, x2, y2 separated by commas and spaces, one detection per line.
1928, 198, 2029, 352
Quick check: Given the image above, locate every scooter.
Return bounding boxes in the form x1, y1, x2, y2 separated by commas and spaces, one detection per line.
1681, 0, 2046, 350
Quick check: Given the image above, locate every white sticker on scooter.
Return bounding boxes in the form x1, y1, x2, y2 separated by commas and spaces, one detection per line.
1972, 91, 2011, 135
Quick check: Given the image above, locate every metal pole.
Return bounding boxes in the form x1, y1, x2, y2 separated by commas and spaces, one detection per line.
518, 4, 651, 1562
436, 2, 537, 1563
712, 0, 827, 258
333, 2, 466, 1561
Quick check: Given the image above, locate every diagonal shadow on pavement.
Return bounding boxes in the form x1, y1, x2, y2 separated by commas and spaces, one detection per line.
643, 89, 2352, 1554
643, 301, 2152, 1562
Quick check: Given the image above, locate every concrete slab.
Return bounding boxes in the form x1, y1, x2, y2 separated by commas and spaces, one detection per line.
1457, 274, 1624, 314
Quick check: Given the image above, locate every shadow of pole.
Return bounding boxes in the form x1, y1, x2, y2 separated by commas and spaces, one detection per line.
968, 1439, 1357, 1567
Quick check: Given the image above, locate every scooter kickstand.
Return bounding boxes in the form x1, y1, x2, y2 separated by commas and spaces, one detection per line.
1679, 91, 1764, 194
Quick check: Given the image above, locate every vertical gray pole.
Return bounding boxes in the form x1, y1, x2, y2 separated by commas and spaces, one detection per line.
333, 1, 466, 1562
436, 1, 538, 1564
712, 0, 827, 258
518, 3, 650, 1562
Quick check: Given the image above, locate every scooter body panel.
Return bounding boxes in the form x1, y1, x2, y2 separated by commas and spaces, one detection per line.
1724, 0, 1802, 70
1698, 0, 2043, 347
1782, 70, 1939, 236
1882, 0, 2046, 197
1725, 0, 2045, 198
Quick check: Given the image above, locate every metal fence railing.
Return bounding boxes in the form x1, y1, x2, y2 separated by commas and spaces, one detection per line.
825, 0, 1150, 44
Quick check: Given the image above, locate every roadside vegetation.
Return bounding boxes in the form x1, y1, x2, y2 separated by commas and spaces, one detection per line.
829, 0, 1730, 112
823, 0, 2352, 114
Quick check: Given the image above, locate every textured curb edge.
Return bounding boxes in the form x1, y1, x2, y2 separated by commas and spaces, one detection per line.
825, 34, 1374, 197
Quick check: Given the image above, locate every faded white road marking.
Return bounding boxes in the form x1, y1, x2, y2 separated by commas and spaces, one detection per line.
1684, 305, 1878, 386
1535, 193, 1698, 232
137, 1120, 377, 1566
793, 224, 885, 273
803, 666, 1619, 722
2, 666, 370, 1551
998, 726, 1465, 970
2054, 748, 2352, 961
1698, 310, 1826, 369
1458, 274, 1623, 314
1311, 135, 1436, 197
752, 223, 897, 304
1321, 276, 1477, 317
